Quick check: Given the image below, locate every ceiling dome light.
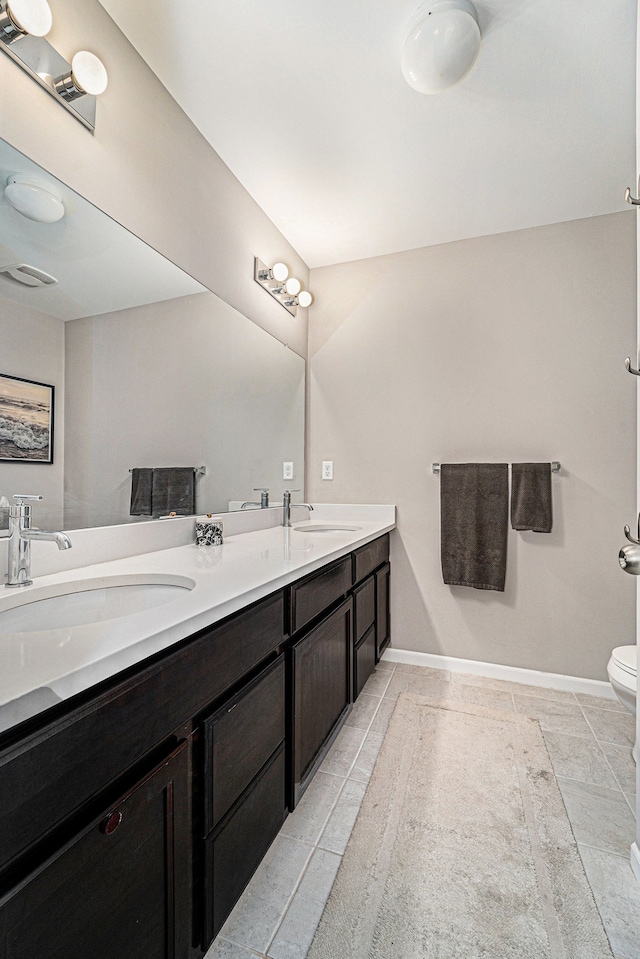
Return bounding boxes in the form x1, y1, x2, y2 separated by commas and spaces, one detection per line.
0, 0, 52, 42
401, 0, 481, 95
285, 276, 301, 296
297, 290, 313, 308
4, 174, 65, 223
54, 50, 108, 101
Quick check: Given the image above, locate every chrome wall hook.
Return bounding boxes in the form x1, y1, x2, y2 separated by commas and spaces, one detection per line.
625, 177, 640, 205
625, 356, 640, 376
624, 513, 640, 545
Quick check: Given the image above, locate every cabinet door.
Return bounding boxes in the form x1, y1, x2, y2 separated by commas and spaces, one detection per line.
375, 562, 391, 660
0, 741, 191, 959
290, 597, 353, 807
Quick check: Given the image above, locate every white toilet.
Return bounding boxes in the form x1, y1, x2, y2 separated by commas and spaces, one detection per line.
606, 645, 637, 763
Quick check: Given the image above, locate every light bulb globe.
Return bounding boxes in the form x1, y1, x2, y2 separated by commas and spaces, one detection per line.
285, 277, 301, 296
297, 291, 313, 308
272, 262, 289, 282
401, 0, 481, 95
6, 0, 52, 37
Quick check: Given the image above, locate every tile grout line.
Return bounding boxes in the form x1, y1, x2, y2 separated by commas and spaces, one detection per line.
575, 698, 635, 816
262, 663, 396, 958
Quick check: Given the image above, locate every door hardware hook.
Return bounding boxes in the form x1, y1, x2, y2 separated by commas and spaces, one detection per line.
625, 177, 640, 205
624, 513, 640, 545
625, 357, 640, 376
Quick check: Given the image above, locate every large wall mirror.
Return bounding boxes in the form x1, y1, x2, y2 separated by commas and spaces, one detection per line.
0, 138, 305, 531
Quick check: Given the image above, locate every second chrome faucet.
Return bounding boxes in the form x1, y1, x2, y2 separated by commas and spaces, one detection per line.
282, 489, 313, 528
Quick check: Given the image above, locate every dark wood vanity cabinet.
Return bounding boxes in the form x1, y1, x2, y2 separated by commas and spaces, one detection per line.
0, 740, 192, 959
0, 531, 391, 956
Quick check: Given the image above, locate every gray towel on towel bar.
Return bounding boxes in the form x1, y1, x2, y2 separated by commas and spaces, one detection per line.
511, 462, 553, 532
151, 467, 196, 517
130, 467, 153, 516
440, 463, 509, 591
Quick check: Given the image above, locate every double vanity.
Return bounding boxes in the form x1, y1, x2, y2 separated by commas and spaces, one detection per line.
0, 504, 394, 958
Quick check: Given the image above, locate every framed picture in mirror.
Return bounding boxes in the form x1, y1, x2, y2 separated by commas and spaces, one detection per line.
0, 373, 54, 464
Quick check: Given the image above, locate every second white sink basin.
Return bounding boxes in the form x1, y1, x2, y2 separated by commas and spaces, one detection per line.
0, 574, 195, 633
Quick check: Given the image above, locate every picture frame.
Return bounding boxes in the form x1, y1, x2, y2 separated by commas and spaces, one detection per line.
0, 373, 55, 464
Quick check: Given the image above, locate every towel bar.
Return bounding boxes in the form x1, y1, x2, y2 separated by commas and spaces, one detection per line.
129, 466, 207, 475
432, 462, 561, 474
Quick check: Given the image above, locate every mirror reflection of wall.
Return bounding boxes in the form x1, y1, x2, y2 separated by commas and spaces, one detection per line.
0, 138, 305, 531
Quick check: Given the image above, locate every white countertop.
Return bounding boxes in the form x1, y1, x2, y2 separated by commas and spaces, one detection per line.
0, 505, 395, 734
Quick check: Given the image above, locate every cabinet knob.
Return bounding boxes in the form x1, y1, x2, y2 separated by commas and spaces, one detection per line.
101, 810, 123, 835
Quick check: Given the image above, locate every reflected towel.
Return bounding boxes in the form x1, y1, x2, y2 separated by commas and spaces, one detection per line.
511, 462, 552, 532
151, 467, 196, 517
440, 463, 509, 592
130, 468, 153, 516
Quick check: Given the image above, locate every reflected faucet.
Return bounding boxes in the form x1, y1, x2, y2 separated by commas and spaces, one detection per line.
282, 489, 313, 528
241, 488, 270, 510
6, 494, 72, 588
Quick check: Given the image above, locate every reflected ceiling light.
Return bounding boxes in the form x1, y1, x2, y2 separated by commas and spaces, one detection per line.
254, 258, 314, 317
54, 50, 108, 101
5, 174, 65, 223
401, 0, 481, 95
0, 0, 52, 42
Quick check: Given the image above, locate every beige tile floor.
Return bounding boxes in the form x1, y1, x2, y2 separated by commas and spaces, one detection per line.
206, 661, 640, 959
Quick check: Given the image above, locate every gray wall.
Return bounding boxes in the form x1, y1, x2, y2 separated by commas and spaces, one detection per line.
0, 0, 309, 358
64, 292, 305, 528
307, 213, 637, 681
1, 300, 64, 528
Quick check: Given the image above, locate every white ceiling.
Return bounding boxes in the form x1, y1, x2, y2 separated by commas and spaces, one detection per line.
100, 0, 637, 268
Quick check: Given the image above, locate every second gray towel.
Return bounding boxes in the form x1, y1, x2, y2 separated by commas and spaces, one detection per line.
511, 463, 552, 533
440, 463, 509, 592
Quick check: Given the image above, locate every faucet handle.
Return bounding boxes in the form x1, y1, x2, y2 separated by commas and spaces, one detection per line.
253, 488, 270, 492
283, 489, 300, 494
12, 494, 43, 505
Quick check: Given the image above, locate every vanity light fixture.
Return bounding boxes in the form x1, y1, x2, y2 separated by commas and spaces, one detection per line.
54, 50, 108, 101
254, 258, 314, 316
0, 0, 107, 131
4, 174, 65, 223
0, 0, 52, 42
401, 0, 481, 95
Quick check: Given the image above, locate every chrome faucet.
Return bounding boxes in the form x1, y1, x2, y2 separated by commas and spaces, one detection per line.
6, 494, 72, 588
282, 489, 313, 528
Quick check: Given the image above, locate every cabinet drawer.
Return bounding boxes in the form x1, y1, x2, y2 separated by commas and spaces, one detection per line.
352, 534, 389, 585
0, 741, 191, 959
289, 557, 352, 634
203, 655, 285, 834
204, 745, 286, 946
353, 576, 375, 644
354, 625, 377, 700
0, 590, 284, 873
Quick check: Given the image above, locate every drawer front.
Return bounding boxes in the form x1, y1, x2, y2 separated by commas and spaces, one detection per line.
203, 655, 285, 834
204, 745, 286, 946
354, 625, 377, 700
0, 590, 284, 873
354, 576, 375, 644
289, 557, 352, 634
353, 534, 390, 585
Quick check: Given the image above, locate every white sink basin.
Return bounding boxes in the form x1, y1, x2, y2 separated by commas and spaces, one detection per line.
292, 523, 362, 533
0, 574, 195, 633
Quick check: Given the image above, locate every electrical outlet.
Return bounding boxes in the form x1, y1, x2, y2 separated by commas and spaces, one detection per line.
283, 461, 294, 480
322, 460, 333, 480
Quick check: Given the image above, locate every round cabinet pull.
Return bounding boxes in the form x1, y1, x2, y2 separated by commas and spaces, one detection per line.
101, 810, 123, 835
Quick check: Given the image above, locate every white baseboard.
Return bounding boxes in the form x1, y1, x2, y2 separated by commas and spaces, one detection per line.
381, 647, 618, 700
631, 843, 640, 883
